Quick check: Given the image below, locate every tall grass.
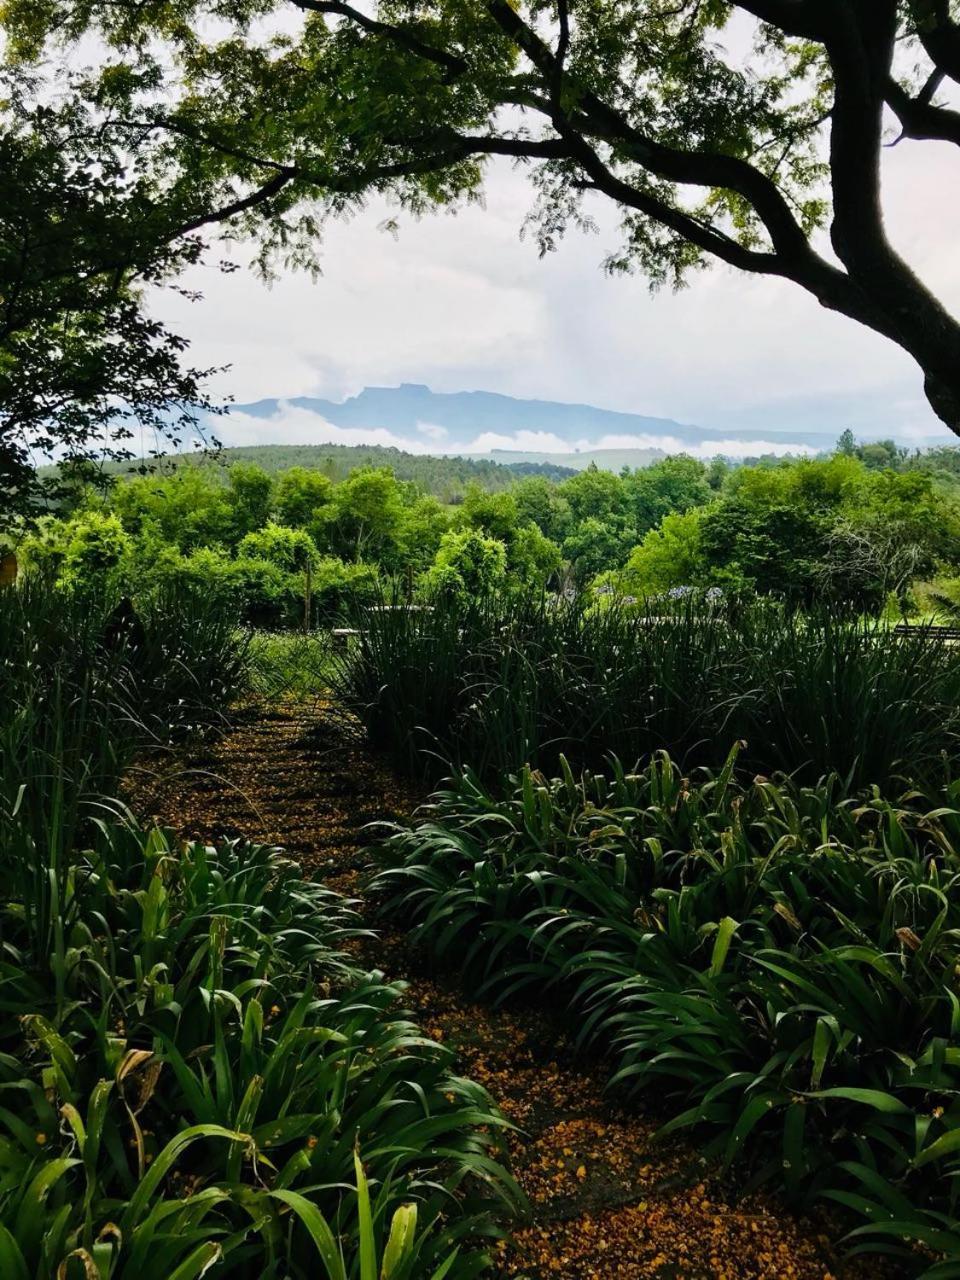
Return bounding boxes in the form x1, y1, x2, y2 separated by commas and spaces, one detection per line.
331, 591, 960, 789
0, 576, 249, 969
374, 752, 960, 1273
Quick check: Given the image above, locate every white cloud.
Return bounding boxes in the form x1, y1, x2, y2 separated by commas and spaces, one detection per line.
416, 421, 448, 440
687, 439, 816, 459
220, 406, 417, 451
147, 127, 960, 445
223, 407, 574, 455
592, 433, 816, 458
461, 430, 574, 453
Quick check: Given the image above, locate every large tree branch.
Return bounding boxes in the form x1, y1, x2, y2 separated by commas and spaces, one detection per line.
822, 2, 898, 270
564, 137, 786, 275
174, 170, 297, 237
168, 131, 569, 241
732, 0, 826, 41
885, 75, 960, 146
485, 0, 816, 268
906, 0, 960, 85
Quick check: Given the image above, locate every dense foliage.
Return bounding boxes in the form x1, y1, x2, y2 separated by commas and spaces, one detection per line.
7, 4, 960, 432
0, 83, 226, 518
331, 592, 960, 790
16, 441, 960, 624
374, 752, 960, 1273
0, 579, 517, 1278
61, 444, 578, 498
610, 454, 960, 610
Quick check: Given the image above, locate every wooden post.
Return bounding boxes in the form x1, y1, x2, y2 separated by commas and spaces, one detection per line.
0, 552, 17, 587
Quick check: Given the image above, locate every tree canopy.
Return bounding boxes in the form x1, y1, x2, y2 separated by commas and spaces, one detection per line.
20, 443, 960, 622
0, 80, 231, 517
5, 0, 960, 455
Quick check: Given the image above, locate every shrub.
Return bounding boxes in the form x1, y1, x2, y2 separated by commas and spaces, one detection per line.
422, 529, 507, 600
0, 822, 515, 1278
238, 523, 319, 572
0, 576, 516, 1277
374, 751, 960, 1273
0, 575, 250, 985
331, 591, 960, 790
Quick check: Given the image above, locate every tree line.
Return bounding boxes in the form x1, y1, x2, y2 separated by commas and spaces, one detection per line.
15, 438, 960, 622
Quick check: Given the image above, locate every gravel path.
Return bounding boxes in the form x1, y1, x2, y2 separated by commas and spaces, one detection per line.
127, 697, 903, 1280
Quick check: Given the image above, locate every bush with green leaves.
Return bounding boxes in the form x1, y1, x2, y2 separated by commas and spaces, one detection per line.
0, 573, 251, 1031
0, 820, 516, 1279
0, 576, 517, 1277
331, 591, 960, 790
374, 750, 960, 1274
422, 529, 507, 600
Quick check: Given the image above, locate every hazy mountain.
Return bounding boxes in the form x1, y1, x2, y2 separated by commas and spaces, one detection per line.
231, 383, 843, 454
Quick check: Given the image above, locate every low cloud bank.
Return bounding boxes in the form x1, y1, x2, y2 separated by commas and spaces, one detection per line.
217, 403, 818, 460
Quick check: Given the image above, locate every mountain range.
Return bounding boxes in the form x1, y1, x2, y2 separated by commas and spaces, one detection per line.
228, 382, 852, 467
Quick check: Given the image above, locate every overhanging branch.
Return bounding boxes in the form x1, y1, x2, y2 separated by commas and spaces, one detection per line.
886, 76, 960, 146
906, 0, 960, 86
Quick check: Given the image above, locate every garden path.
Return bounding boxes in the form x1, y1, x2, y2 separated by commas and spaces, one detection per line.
127, 698, 901, 1280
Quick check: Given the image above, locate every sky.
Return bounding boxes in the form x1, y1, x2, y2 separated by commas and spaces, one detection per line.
150, 97, 960, 456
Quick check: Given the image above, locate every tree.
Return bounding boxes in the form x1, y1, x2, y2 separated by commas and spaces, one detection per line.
227, 465, 274, 543
111, 467, 231, 549
616, 508, 707, 596
699, 498, 831, 601
0, 88, 229, 521
459, 485, 521, 542
562, 516, 636, 585
859, 440, 905, 469
560, 466, 628, 525
837, 429, 858, 457
624, 455, 711, 536
238, 523, 319, 571
706, 458, 729, 492
397, 495, 450, 572
47, 509, 132, 593
424, 528, 508, 598
273, 467, 334, 528
324, 467, 407, 565
10, 3, 960, 433
511, 522, 562, 588
514, 475, 573, 543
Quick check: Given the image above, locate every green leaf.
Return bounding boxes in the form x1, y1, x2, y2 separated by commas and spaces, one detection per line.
269, 1190, 345, 1280
167, 1242, 224, 1280
0, 1225, 29, 1280
807, 1088, 910, 1114
380, 1203, 417, 1279
18, 1157, 81, 1261
708, 916, 738, 977
355, 1148, 377, 1280
915, 1126, 960, 1168
122, 1125, 246, 1232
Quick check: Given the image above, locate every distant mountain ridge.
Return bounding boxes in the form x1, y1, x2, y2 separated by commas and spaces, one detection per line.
231, 382, 841, 452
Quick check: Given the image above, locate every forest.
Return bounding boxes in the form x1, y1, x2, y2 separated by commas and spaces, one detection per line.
18, 436, 960, 627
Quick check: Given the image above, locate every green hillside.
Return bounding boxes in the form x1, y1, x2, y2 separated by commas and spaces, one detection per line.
51, 442, 578, 500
